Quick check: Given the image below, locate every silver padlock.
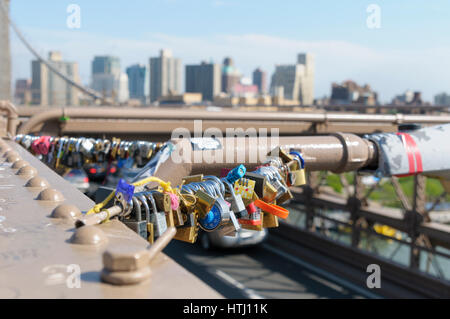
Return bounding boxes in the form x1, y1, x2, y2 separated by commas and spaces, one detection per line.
80, 138, 95, 159
255, 166, 288, 199
121, 197, 147, 239
222, 179, 248, 219
21, 135, 33, 149
209, 197, 240, 237
146, 192, 167, 237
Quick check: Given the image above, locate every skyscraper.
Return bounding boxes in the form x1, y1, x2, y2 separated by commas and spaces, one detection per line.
0, 0, 11, 101
252, 68, 267, 94
31, 52, 80, 106
221, 57, 241, 94
91, 56, 122, 101
14, 79, 31, 105
126, 64, 147, 104
149, 49, 182, 103
185, 61, 221, 102
270, 53, 315, 105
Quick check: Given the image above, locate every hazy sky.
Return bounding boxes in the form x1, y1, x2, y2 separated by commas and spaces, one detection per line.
7, 0, 450, 103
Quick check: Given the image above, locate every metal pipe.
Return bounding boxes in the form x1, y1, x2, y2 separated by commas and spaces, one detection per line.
17, 107, 450, 135
75, 205, 122, 228
179, 134, 377, 174
0, 100, 18, 136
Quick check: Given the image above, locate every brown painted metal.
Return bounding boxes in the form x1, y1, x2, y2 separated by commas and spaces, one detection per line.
0, 100, 18, 136
16, 106, 450, 136
174, 134, 378, 175
0, 138, 222, 298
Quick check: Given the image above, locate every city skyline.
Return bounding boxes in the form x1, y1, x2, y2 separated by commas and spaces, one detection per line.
7, 0, 450, 103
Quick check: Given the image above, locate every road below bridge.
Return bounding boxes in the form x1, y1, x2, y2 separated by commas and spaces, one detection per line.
163, 236, 380, 299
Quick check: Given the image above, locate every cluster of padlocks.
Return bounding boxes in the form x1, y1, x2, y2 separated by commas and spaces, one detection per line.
14, 134, 163, 169
14, 135, 307, 244
75, 147, 306, 244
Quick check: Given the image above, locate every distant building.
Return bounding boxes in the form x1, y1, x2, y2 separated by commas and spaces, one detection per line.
14, 79, 31, 105
126, 64, 147, 104
221, 57, 241, 94
185, 61, 221, 102
231, 78, 258, 97
434, 92, 450, 106
392, 90, 427, 106
91, 56, 122, 102
150, 49, 182, 103
117, 73, 129, 104
92, 56, 121, 77
330, 80, 378, 106
159, 92, 202, 105
270, 53, 315, 105
31, 51, 80, 106
252, 68, 267, 94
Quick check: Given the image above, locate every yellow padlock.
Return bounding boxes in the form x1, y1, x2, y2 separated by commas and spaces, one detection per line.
289, 151, 306, 186
291, 168, 306, 186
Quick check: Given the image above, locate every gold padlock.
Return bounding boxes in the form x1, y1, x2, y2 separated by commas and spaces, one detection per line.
165, 210, 175, 228
172, 206, 185, 227
262, 212, 279, 228
262, 181, 278, 203
174, 213, 198, 243
147, 223, 154, 244
291, 169, 306, 186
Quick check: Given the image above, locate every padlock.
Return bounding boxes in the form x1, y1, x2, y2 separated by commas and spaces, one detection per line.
37, 136, 51, 155
226, 164, 246, 184
276, 187, 294, 205
73, 139, 84, 169
153, 191, 175, 227
262, 181, 278, 203
172, 206, 185, 227
289, 151, 306, 187
244, 172, 267, 198
268, 146, 292, 163
121, 197, 148, 239
194, 189, 216, 219
153, 191, 172, 213
215, 208, 240, 237
255, 166, 288, 200
111, 138, 121, 159
234, 178, 256, 200
21, 135, 33, 149
147, 222, 155, 244
222, 179, 248, 219
182, 174, 204, 184
146, 193, 168, 237
239, 203, 263, 231
55, 138, 67, 169
80, 138, 95, 159
174, 213, 197, 243
262, 212, 279, 228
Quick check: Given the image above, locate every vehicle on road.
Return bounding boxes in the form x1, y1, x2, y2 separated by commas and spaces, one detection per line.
63, 169, 90, 193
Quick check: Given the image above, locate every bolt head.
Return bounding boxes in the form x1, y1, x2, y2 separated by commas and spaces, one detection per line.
103, 244, 150, 272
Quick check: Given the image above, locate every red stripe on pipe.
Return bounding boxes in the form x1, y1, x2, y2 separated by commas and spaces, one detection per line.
396, 132, 423, 176
403, 133, 423, 173
397, 133, 415, 175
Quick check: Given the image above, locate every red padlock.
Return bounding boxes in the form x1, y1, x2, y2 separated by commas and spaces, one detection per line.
38, 136, 51, 155
31, 137, 43, 155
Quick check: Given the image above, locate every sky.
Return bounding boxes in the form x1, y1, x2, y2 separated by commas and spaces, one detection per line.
7, 0, 450, 103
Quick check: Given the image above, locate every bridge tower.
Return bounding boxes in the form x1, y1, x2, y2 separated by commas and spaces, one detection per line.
0, 0, 11, 101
